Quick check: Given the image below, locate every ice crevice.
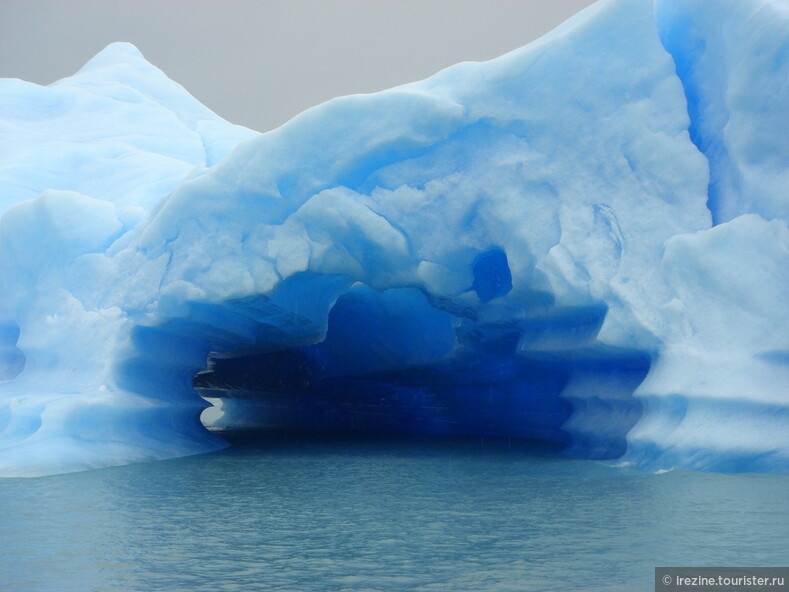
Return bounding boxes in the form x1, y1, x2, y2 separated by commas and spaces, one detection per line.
0, 0, 787, 476
653, 0, 789, 224
652, 0, 730, 225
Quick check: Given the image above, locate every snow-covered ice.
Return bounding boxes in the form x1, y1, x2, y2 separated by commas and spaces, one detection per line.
0, 0, 787, 476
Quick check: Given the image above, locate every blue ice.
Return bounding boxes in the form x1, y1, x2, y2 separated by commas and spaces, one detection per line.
0, 0, 787, 477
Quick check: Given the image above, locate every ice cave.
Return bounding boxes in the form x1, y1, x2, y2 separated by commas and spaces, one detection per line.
0, 0, 787, 477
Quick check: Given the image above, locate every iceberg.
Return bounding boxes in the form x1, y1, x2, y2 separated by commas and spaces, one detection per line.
0, 0, 786, 477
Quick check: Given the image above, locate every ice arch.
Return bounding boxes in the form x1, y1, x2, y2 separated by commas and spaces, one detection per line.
1, 0, 787, 476
188, 281, 648, 461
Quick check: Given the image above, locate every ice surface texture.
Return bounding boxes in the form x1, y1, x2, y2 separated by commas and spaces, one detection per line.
0, 0, 787, 477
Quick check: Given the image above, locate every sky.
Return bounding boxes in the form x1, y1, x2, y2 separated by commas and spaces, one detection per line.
0, 0, 597, 133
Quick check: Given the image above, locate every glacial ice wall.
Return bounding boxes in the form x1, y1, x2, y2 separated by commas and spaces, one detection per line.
0, 0, 787, 477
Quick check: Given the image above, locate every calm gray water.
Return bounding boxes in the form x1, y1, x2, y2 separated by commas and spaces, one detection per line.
1, 433, 787, 592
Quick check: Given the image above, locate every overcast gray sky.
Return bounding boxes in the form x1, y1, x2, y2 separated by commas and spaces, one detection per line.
0, 1, 597, 133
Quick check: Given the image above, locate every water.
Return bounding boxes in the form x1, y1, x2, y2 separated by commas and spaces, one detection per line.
1, 433, 787, 592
